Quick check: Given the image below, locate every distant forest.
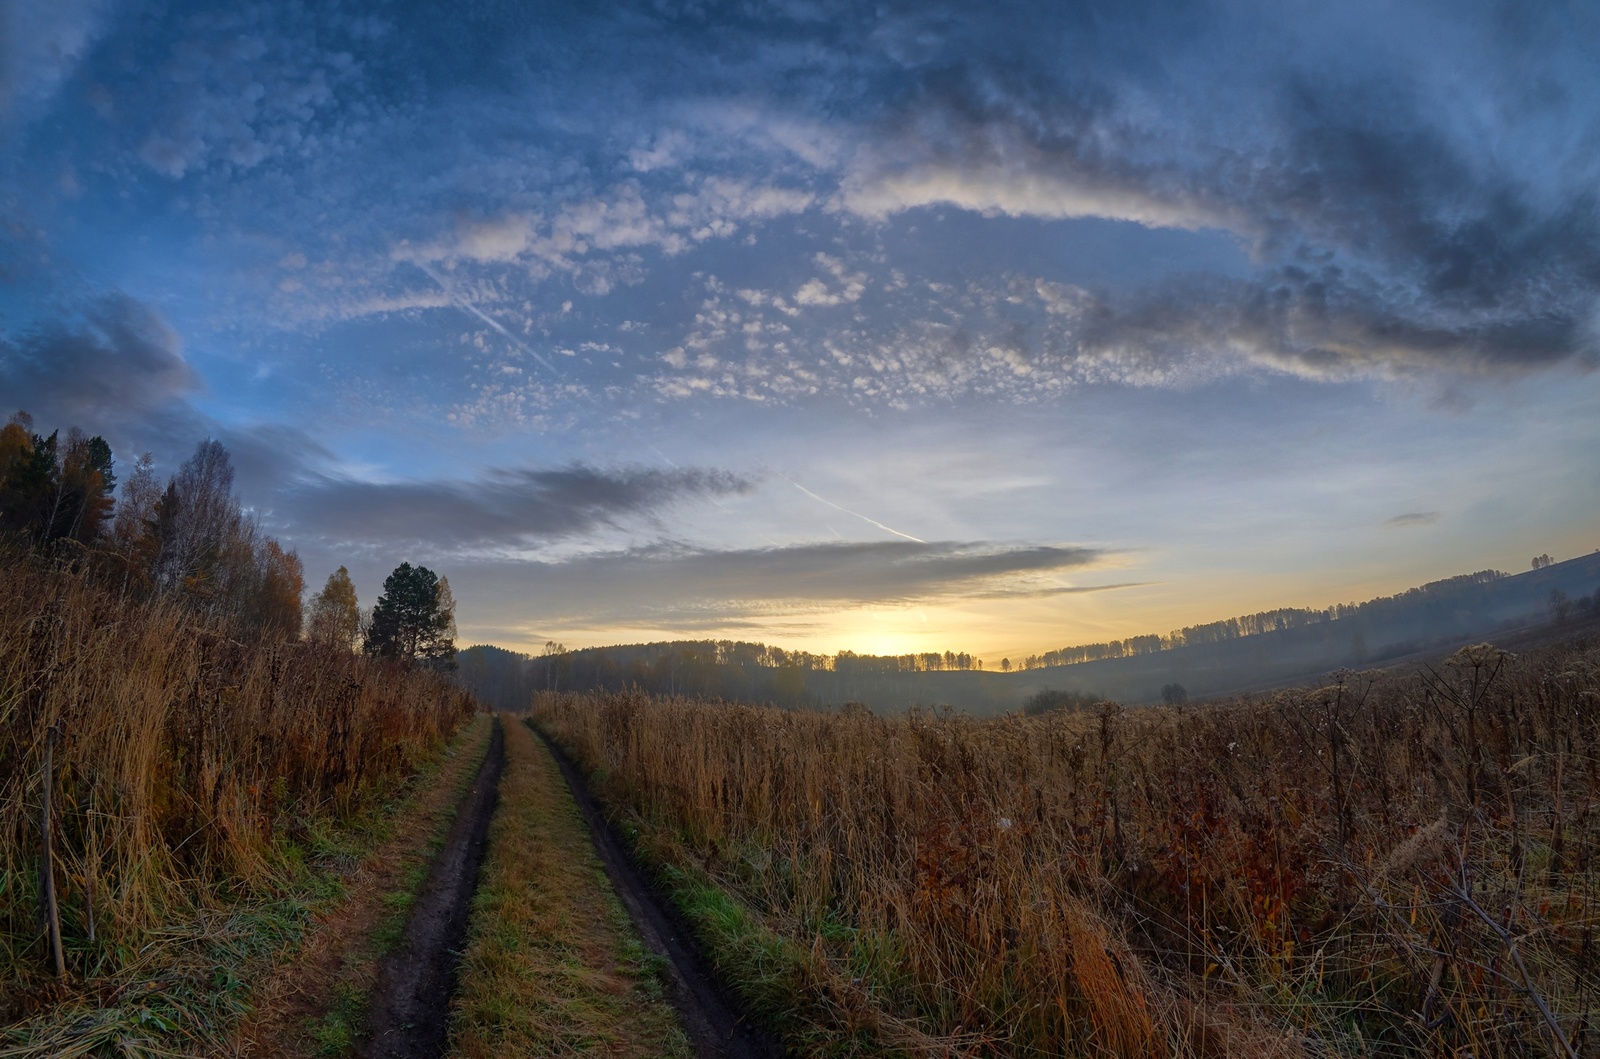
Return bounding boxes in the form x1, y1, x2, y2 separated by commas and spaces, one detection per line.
460, 552, 1600, 714
1017, 569, 1507, 668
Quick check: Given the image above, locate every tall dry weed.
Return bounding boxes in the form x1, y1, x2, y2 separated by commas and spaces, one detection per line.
535, 637, 1600, 1057
0, 552, 474, 995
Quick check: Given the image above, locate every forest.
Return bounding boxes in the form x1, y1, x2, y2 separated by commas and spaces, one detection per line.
460, 554, 1600, 714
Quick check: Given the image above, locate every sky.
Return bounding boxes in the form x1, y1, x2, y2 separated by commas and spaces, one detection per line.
3, 0, 1599, 663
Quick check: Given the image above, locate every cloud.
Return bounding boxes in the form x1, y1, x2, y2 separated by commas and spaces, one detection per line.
17, 0, 1600, 437
395, 176, 815, 272
450, 539, 1111, 624
1, 0, 111, 116
1385, 511, 1441, 528
0, 295, 200, 431
1068, 270, 1600, 383
823, 7, 1600, 381
793, 252, 867, 307
279, 465, 755, 548
129, 8, 360, 179
220, 423, 337, 495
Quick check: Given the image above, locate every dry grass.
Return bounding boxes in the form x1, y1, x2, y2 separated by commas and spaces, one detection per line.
534, 637, 1600, 1057
0, 552, 475, 1048
233, 714, 495, 1058
446, 718, 691, 1059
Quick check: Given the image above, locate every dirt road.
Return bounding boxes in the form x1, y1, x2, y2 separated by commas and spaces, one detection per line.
358, 718, 505, 1058
533, 725, 784, 1059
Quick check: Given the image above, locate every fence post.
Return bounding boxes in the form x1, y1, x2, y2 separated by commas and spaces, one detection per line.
41, 722, 65, 978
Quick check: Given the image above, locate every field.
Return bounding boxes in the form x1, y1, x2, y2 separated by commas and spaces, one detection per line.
8, 532, 1599, 1058
533, 636, 1600, 1057
0, 553, 475, 1052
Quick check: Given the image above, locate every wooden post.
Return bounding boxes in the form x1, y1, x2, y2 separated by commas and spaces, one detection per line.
41, 723, 65, 978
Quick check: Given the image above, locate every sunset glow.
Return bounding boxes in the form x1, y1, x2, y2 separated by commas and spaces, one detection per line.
4, 1, 1598, 660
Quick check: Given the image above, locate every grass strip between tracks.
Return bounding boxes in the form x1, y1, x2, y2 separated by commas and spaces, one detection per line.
446, 718, 691, 1059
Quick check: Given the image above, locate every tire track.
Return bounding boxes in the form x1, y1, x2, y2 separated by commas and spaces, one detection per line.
358, 716, 505, 1059
533, 724, 784, 1059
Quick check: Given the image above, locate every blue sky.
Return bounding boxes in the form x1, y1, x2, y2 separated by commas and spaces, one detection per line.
4, 0, 1598, 660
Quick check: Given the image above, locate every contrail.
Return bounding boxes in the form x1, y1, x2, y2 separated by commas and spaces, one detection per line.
414, 260, 923, 549
414, 261, 788, 546
783, 476, 926, 543
414, 262, 567, 378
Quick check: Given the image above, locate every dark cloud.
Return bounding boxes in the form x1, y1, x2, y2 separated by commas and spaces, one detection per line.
834, 3, 1600, 380
280, 465, 754, 548
1072, 269, 1597, 381
0, 295, 201, 433
449, 539, 1112, 623
1385, 511, 1441, 528
220, 423, 337, 495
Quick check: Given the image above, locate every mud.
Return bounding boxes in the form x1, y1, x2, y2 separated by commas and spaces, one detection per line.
534, 724, 785, 1059
357, 717, 505, 1059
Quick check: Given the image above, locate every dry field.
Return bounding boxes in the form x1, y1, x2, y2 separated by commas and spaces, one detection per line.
0, 553, 475, 1047
534, 637, 1600, 1057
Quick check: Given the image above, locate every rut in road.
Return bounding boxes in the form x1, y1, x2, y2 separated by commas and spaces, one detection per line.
533, 724, 784, 1059
358, 716, 505, 1059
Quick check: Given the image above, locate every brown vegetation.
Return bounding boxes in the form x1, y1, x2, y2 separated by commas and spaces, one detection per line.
0, 551, 475, 1018
534, 637, 1600, 1057
236, 717, 494, 1059
446, 719, 691, 1058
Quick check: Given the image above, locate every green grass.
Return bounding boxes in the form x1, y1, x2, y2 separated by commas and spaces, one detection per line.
545, 731, 960, 1059
0, 715, 491, 1059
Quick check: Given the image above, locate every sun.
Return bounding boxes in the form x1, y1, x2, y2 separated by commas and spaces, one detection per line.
820, 610, 938, 657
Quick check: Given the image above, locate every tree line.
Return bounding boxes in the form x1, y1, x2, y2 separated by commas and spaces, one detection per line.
0, 411, 455, 667
1013, 569, 1519, 670
529, 639, 988, 677
455, 638, 1015, 714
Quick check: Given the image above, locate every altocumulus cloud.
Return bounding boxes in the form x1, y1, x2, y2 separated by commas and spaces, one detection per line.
826, 5, 1600, 383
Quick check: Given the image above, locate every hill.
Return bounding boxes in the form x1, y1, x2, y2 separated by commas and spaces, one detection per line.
459, 550, 1600, 714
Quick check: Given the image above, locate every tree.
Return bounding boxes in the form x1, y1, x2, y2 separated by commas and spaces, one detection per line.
250, 539, 304, 641
1549, 589, 1572, 624
0, 413, 115, 549
540, 639, 570, 690
365, 562, 456, 668
1532, 554, 1554, 570
1161, 682, 1188, 705
424, 576, 459, 671
110, 453, 161, 594
307, 566, 361, 649
152, 439, 242, 598
56, 428, 116, 544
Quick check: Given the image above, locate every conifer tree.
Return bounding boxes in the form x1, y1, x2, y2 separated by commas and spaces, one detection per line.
364, 562, 456, 669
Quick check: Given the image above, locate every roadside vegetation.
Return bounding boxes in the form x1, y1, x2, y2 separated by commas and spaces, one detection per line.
534, 636, 1600, 1057
236, 716, 493, 1058
446, 719, 691, 1059
0, 410, 477, 1055
0, 551, 475, 1053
